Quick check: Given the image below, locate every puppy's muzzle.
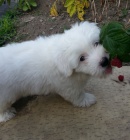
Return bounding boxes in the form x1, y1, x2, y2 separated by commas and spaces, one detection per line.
100, 57, 109, 67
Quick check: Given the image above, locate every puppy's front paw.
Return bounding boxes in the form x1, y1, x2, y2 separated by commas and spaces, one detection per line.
74, 93, 96, 107
0, 107, 16, 122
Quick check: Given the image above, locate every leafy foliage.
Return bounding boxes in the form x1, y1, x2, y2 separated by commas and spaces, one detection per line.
0, 9, 19, 46
50, 0, 90, 21
121, 8, 128, 17
0, 0, 10, 5
0, 0, 37, 11
100, 22, 130, 62
18, 0, 37, 11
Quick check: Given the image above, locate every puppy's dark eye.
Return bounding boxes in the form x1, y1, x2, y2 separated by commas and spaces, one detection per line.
80, 56, 85, 61
94, 42, 99, 47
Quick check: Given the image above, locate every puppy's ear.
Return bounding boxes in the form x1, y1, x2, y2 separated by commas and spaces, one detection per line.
55, 53, 73, 77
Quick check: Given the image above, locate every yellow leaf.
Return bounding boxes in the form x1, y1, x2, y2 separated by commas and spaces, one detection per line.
82, 0, 87, 2
67, 5, 72, 13
77, 3, 85, 20
75, 0, 80, 5
85, 1, 90, 8
50, 2, 58, 17
64, 0, 75, 7
78, 10, 84, 20
61, 0, 65, 5
77, 3, 84, 11
69, 4, 76, 17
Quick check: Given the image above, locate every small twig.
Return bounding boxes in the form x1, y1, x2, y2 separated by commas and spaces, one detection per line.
116, 0, 118, 6
105, 0, 108, 19
102, 0, 107, 15
93, 0, 97, 22
101, 0, 108, 19
91, 0, 97, 23
118, 0, 121, 7
90, 0, 95, 21
125, 0, 128, 9
125, 19, 130, 28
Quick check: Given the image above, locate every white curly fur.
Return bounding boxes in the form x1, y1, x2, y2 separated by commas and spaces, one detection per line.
0, 21, 112, 122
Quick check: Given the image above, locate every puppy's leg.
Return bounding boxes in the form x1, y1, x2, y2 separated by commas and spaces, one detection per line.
60, 90, 96, 107
0, 108, 16, 123
72, 92, 96, 107
0, 103, 16, 122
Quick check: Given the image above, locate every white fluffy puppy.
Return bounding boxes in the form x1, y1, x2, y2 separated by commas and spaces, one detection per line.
0, 21, 112, 122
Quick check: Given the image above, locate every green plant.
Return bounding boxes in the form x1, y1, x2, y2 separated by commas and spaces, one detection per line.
0, 9, 19, 46
18, 0, 37, 11
121, 8, 128, 17
100, 22, 130, 62
0, 0, 37, 11
0, 0, 11, 5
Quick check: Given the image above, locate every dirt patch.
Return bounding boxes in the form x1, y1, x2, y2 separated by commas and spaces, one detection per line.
14, 0, 130, 42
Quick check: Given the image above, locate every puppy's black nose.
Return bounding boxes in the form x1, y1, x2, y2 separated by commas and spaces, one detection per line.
100, 57, 109, 67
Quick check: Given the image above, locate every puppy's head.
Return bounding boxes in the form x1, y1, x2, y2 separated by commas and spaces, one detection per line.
56, 21, 112, 77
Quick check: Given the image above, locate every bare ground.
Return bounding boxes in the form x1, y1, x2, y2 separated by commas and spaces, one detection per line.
14, 0, 130, 42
